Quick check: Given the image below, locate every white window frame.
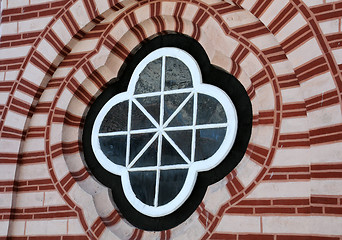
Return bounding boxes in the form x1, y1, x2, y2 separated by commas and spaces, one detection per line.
91, 47, 238, 217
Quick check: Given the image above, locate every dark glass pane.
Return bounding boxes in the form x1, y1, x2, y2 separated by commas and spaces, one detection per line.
161, 136, 187, 166
158, 169, 188, 206
100, 101, 128, 133
195, 128, 226, 161
130, 133, 155, 163
131, 102, 155, 130
165, 130, 192, 159
165, 57, 192, 91
197, 94, 227, 125
132, 138, 158, 168
164, 93, 190, 124
129, 171, 156, 206
168, 96, 193, 127
135, 58, 162, 94
99, 135, 126, 166
137, 96, 160, 123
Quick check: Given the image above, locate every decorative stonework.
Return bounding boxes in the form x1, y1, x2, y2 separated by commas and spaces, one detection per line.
0, 0, 342, 239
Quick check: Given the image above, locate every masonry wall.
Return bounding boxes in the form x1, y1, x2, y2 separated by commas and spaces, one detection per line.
0, 0, 342, 239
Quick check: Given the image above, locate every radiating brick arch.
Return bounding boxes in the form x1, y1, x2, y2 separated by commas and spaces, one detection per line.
1, 0, 342, 239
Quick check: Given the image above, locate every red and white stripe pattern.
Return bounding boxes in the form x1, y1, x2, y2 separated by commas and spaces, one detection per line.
0, 0, 342, 239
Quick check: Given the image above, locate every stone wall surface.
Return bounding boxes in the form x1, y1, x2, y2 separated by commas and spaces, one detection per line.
0, 0, 342, 239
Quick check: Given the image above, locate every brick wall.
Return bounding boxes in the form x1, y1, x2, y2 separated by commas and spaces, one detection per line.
0, 0, 342, 239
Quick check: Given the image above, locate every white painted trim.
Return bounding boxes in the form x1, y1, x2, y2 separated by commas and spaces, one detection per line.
91, 47, 238, 217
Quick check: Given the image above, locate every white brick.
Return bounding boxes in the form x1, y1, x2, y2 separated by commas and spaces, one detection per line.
44, 191, 66, 206
312, 179, 342, 195
109, 19, 129, 41
0, 72, 4, 81
15, 192, 44, 208
52, 66, 73, 78
56, 88, 73, 110
310, 142, 342, 164
0, 193, 12, 208
263, 216, 342, 235
69, 0, 91, 29
161, 1, 176, 15
281, 87, 304, 103
0, 221, 9, 236
30, 113, 49, 127
70, 38, 99, 53
271, 61, 293, 76
280, 116, 308, 133
260, 0, 289, 26
26, 219, 67, 235
90, 46, 111, 69
275, 13, 307, 43
74, 69, 87, 83
0, 138, 21, 153
94, 0, 110, 14
183, 4, 198, 22
252, 125, 274, 148
172, 212, 206, 240
240, 0, 257, 11
68, 219, 85, 235
4, 110, 27, 130
302, 0, 324, 7
236, 156, 262, 187
135, 5, 150, 24
0, 46, 31, 60
8, 220, 25, 236
202, 18, 239, 58
22, 137, 45, 152
7, 0, 29, 9
31, 0, 56, 4
1, 22, 18, 35
40, 88, 58, 102
203, 178, 230, 214
240, 52, 263, 77
255, 83, 275, 111
5, 70, 19, 81
18, 163, 50, 180
308, 104, 342, 129
13, 90, 33, 106
52, 19, 72, 45
224, 10, 259, 28
287, 38, 322, 68
0, 164, 17, 180
37, 39, 59, 63
0, 92, 9, 105
217, 215, 261, 233
18, 16, 52, 33
22, 62, 46, 85
319, 19, 340, 34
301, 72, 336, 99
50, 123, 63, 146
247, 181, 310, 199
272, 148, 310, 166
332, 48, 342, 65
250, 34, 279, 50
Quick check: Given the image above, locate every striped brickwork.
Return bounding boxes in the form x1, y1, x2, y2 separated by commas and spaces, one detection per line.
0, 0, 342, 239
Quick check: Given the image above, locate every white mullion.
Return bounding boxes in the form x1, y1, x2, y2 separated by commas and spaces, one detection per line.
154, 133, 163, 207
128, 163, 189, 172
132, 98, 159, 128
191, 91, 198, 163
164, 123, 228, 132
126, 98, 133, 167
163, 131, 190, 164
163, 91, 194, 128
127, 132, 159, 169
133, 88, 193, 98
98, 131, 127, 137
130, 128, 158, 135
154, 56, 166, 207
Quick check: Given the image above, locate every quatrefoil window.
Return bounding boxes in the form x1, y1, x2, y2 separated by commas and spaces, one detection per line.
91, 47, 238, 217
